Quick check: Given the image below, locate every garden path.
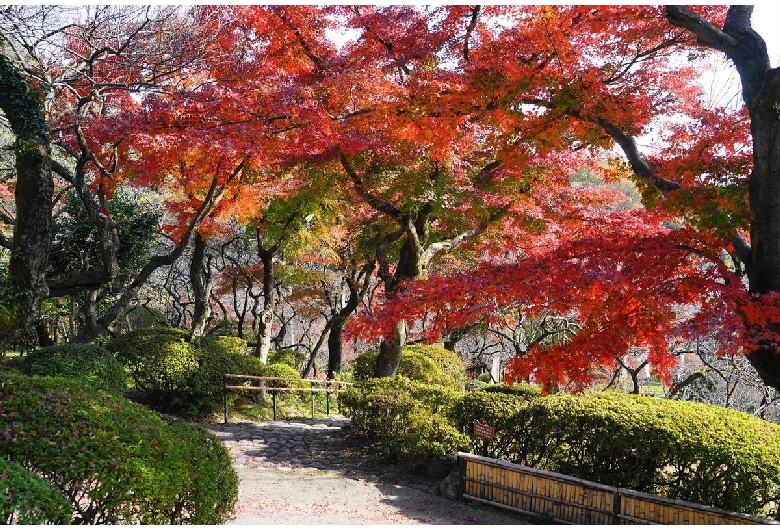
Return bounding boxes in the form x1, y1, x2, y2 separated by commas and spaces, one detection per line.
207, 416, 534, 525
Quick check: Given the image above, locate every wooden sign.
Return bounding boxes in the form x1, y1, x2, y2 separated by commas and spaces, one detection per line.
473, 421, 495, 440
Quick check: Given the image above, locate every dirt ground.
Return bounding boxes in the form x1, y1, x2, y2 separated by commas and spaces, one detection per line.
208, 416, 538, 525
229, 465, 530, 525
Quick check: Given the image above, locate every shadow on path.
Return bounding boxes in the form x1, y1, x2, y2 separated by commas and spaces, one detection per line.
208, 416, 536, 525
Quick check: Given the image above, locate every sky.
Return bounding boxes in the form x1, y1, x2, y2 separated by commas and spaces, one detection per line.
743, 4, 779, 67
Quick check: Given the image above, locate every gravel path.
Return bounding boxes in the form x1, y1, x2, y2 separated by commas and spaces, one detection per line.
207, 416, 534, 525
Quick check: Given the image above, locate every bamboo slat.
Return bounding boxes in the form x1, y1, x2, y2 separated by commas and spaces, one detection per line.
458, 453, 774, 525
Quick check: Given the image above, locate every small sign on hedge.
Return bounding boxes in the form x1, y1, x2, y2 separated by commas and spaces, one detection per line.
474, 421, 495, 440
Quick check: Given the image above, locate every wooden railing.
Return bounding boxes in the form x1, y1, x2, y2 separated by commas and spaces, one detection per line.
458, 453, 776, 525
222, 374, 352, 422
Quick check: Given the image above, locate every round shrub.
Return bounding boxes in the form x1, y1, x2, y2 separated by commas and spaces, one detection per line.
405, 344, 466, 387
263, 362, 307, 398
268, 348, 305, 370
215, 335, 248, 356
108, 327, 197, 397
477, 371, 493, 383
397, 412, 470, 475
465, 380, 487, 391
351, 345, 464, 387
479, 382, 543, 397
23, 343, 127, 394
1, 457, 72, 524
0, 373, 237, 524
109, 328, 255, 416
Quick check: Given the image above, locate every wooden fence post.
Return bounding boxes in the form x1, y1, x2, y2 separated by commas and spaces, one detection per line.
458, 455, 467, 503
223, 377, 229, 424
612, 491, 622, 525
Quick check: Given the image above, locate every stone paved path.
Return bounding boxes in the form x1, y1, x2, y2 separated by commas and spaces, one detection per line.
207, 415, 533, 525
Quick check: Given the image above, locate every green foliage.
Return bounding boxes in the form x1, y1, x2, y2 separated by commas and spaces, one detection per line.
351, 344, 466, 388
23, 343, 127, 394
268, 348, 306, 370
338, 376, 463, 469
452, 386, 549, 466
108, 328, 309, 417
0, 373, 237, 524
215, 335, 249, 356
108, 327, 198, 397
0, 457, 72, 524
465, 380, 487, 390
263, 362, 307, 398
397, 412, 470, 472
479, 382, 543, 397
451, 389, 780, 517
47, 188, 161, 287
108, 328, 250, 417
405, 344, 466, 388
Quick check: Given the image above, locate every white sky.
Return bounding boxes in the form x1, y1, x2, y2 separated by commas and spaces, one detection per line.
748, 4, 780, 67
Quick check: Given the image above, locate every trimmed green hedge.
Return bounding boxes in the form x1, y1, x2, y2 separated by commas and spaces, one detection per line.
0, 373, 237, 524
453, 389, 780, 517
23, 343, 127, 394
1, 457, 72, 524
340, 378, 780, 517
338, 377, 466, 472
351, 344, 466, 388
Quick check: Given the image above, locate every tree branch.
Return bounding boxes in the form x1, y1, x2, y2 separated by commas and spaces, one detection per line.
463, 6, 480, 62
596, 118, 681, 192
732, 231, 752, 272
339, 153, 402, 218
664, 5, 740, 54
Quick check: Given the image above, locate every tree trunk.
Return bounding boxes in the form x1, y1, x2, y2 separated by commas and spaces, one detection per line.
254, 247, 275, 363
0, 54, 53, 348
663, 7, 780, 391
327, 315, 348, 378
189, 232, 213, 339
82, 289, 99, 338
374, 320, 407, 377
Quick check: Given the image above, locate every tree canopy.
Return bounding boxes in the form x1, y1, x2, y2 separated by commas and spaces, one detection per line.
2, 5, 780, 393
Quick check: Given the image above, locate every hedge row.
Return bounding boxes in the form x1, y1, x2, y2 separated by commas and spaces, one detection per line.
338, 376, 468, 476
340, 378, 780, 518
0, 373, 238, 524
22, 343, 127, 394
1, 457, 72, 524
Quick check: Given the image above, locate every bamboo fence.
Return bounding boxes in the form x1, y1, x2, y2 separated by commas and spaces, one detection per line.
458, 453, 776, 525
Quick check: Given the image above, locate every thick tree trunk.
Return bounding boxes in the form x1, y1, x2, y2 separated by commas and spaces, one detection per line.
189, 232, 213, 339
82, 289, 99, 338
663, 7, 780, 391
744, 87, 780, 391
374, 320, 407, 377
327, 315, 348, 378
0, 54, 53, 348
